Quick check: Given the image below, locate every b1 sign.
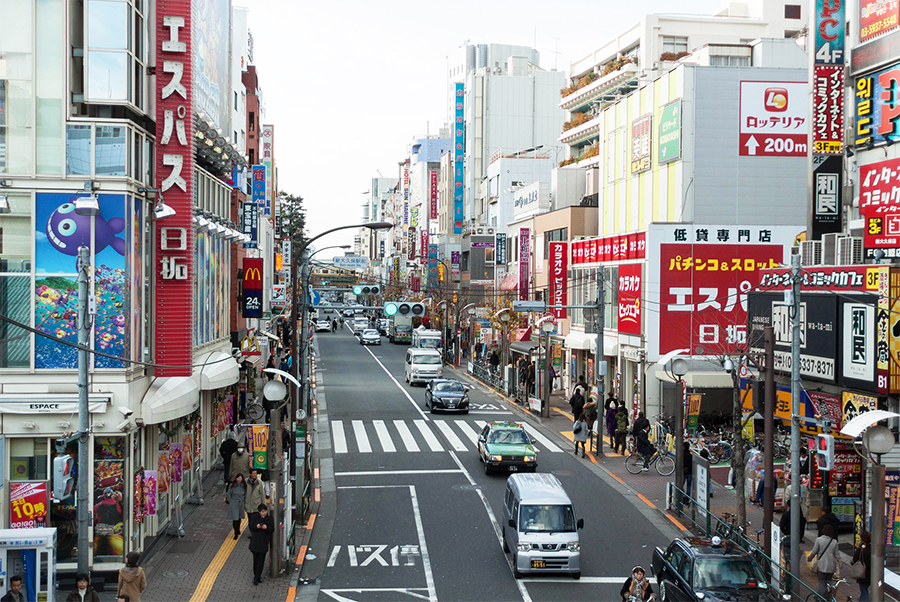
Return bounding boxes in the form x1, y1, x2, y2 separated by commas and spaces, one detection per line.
333, 256, 368, 270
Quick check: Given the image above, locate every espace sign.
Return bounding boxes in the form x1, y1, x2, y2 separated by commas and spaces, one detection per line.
739, 81, 808, 157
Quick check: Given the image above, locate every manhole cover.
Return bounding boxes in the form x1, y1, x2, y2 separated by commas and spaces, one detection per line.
163, 570, 189, 579
452, 484, 481, 491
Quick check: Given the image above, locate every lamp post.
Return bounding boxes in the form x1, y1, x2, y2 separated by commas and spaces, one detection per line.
672, 358, 689, 494
540, 319, 556, 419
467, 306, 477, 362
865, 425, 895, 601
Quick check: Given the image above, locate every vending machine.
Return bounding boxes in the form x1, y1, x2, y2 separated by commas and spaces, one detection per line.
0, 528, 57, 602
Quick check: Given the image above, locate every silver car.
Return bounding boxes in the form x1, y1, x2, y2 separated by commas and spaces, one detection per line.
359, 329, 381, 345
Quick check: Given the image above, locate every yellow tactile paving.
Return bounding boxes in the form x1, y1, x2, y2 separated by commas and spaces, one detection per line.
187, 516, 248, 602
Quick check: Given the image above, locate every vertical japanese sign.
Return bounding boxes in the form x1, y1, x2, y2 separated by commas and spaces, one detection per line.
454, 83, 465, 234
860, 156, 900, 254
658, 99, 682, 164
519, 228, 531, 300
155, 0, 194, 376
428, 244, 439, 291
242, 258, 263, 318
429, 169, 439, 220
250, 425, 269, 469
739, 81, 808, 156
407, 227, 416, 260
815, 0, 846, 66
813, 66, 844, 153
402, 163, 410, 228
549, 242, 568, 319
812, 156, 843, 239
451, 251, 460, 276
618, 263, 642, 336
630, 114, 652, 173
260, 125, 274, 216
10, 482, 47, 529
496, 232, 507, 264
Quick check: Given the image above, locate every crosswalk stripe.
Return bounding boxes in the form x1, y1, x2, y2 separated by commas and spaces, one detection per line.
372, 420, 395, 453
413, 420, 443, 452
454, 420, 482, 445
393, 420, 420, 452
434, 421, 467, 451
333, 420, 348, 454
522, 423, 563, 453
473, 420, 488, 430
351, 420, 372, 453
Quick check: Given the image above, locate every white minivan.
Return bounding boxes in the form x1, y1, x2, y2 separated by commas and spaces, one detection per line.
404, 348, 443, 385
503, 473, 583, 579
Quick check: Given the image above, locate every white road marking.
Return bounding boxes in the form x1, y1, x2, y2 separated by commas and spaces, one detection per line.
519, 576, 624, 583
434, 421, 467, 452
333, 420, 348, 454
321, 588, 430, 602
326, 545, 341, 567
394, 420, 420, 452
352, 420, 372, 453
362, 345, 429, 420
453, 420, 482, 445
413, 420, 443, 452
334, 469, 463, 477
373, 420, 396, 452
408, 485, 437, 602
521, 422, 563, 452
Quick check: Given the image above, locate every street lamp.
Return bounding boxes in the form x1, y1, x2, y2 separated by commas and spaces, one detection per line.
865, 425, 895, 601
539, 318, 556, 419
671, 358, 689, 494
495, 309, 512, 394
466, 306, 477, 362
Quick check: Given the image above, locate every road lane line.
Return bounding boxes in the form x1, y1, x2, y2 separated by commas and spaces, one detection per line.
372, 420, 396, 452
408, 485, 437, 602
521, 423, 563, 452
448, 451, 532, 602
393, 420, 420, 452
520, 576, 624, 583
335, 469, 464, 477
351, 420, 372, 453
332, 420, 348, 454
362, 345, 429, 420
453, 420, 481, 445
434, 421, 467, 451
413, 420, 443, 451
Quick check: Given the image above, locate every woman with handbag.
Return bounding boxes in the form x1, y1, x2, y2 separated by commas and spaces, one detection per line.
807, 524, 840, 597
852, 531, 871, 601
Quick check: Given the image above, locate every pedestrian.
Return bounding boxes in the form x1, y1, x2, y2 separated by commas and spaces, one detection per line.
633, 411, 649, 434
264, 355, 276, 380
526, 363, 535, 396
583, 399, 599, 431
569, 387, 585, 422
245, 468, 266, 523
853, 530, 872, 601
573, 413, 588, 457
614, 405, 629, 454
117, 552, 146, 602
779, 502, 807, 546
66, 573, 100, 602
605, 401, 618, 445
604, 390, 618, 412
620, 565, 655, 601
489, 348, 500, 374
573, 375, 588, 399
683, 442, 693, 497
817, 505, 840, 537
808, 524, 839, 597
636, 423, 654, 470
227, 473, 247, 540
332, 318, 337, 331
249, 503, 274, 585
229, 442, 250, 484
1, 576, 24, 602
219, 429, 238, 490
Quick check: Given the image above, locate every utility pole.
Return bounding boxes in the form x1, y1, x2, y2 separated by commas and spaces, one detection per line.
789, 252, 802, 582
763, 325, 775, 556
76, 245, 90, 576
595, 270, 605, 454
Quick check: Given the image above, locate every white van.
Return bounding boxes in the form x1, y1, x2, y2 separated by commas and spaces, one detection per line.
404, 348, 443, 385
502, 473, 583, 579
412, 328, 442, 350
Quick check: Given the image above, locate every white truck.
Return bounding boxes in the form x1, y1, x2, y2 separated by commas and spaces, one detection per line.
412, 328, 442, 350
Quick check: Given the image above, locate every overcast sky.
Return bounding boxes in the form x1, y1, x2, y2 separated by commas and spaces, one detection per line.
238, 0, 723, 252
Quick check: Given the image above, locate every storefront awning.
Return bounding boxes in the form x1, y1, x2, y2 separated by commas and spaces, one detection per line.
654, 370, 734, 388
195, 351, 240, 390
564, 331, 596, 350
142, 377, 200, 425
589, 335, 618, 357
499, 273, 519, 291
510, 340, 540, 355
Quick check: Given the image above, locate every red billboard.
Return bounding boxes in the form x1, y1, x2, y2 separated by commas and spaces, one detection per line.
519, 228, 530, 300
549, 242, 567, 319
617, 263, 642, 336
155, 0, 194, 376
813, 65, 844, 154
429, 169, 438, 220
572, 231, 646, 264
860, 0, 900, 42
10, 482, 48, 529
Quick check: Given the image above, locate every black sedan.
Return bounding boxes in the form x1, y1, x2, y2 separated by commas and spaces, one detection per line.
424, 379, 470, 414
651, 537, 787, 602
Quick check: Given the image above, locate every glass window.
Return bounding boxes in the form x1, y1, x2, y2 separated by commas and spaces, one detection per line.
87, 51, 129, 101
518, 504, 576, 532
0, 0, 34, 79
0, 193, 32, 271
36, 0, 64, 175
662, 36, 688, 54
10, 438, 48, 481
785, 4, 801, 19
95, 125, 126, 176
88, 0, 128, 50
1, 80, 35, 175
133, 130, 142, 180
0, 276, 31, 367
144, 137, 153, 184
66, 125, 92, 175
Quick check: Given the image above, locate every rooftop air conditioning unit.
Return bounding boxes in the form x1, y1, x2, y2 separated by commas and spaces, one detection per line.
821, 232, 847, 265
800, 240, 823, 267
836, 236, 863, 265
476, 227, 484, 234
486, 227, 494, 235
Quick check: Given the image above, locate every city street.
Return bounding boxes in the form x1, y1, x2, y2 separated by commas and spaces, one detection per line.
297, 327, 681, 602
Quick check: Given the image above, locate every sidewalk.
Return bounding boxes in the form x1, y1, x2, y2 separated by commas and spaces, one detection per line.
458, 365, 869, 601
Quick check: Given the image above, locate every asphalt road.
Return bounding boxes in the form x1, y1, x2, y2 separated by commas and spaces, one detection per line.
297, 325, 680, 602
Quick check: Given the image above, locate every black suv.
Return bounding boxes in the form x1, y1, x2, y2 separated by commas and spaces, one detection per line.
651, 538, 787, 602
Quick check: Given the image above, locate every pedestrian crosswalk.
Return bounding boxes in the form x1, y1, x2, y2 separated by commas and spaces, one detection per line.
331, 419, 565, 455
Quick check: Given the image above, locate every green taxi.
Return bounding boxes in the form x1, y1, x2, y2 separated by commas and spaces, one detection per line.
478, 421, 537, 474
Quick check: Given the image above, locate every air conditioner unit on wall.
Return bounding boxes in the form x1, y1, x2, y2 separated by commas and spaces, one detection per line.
821, 232, 847, 265
800, 240, 823, 267
836, 236, 863, 265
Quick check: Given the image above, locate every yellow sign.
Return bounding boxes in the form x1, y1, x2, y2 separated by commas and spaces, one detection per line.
742, 416, 755, 441
686, 394, 702, 429
842, 391, 877, 425
249, 425, 269, 470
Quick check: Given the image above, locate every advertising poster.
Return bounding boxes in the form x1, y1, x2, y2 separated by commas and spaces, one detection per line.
93, 437, 125, 558
170, 443, 183, 483
738, 81, 809, 157
144, 470, 157, 516
133, 469, 145, 523
453, 83, 465, 234
10, 482, 48, 529
617, 263, 642, 336
686, 394, 702, 430
182, 433, 193, 471
630, 113, 652, 173
843, 391, 879, 424
519, 228, 531, 301
549, 242, 568, 319
813, 66, 844, 154
250, 425, 269, 469
860, 0, 900, 41
658, 100, 682, 163
807, 391, 843, 431
157, 448, 170, 493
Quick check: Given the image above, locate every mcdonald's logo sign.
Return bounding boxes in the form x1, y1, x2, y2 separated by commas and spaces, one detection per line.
243, 258, 263, 289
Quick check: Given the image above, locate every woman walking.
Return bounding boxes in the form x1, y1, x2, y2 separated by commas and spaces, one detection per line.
573, 413, 588, 458
117, 552, 146, 602
605, 401, 618, 447
808, 524, 840, 597
853, 531, 872, 601
227, 473, 247, 540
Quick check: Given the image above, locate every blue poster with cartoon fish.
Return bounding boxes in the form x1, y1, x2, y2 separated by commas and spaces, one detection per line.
34, 193, 129, 369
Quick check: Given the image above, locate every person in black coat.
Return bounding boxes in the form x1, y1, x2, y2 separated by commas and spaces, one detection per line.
818, 506, 840, 537
219, 430, 238, 490
249, 503, 274, 585
854, 531, 872, 601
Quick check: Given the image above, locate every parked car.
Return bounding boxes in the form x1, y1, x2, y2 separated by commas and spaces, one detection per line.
377, 318, 389, 335
651, 537, 784, 602
359, 329, 381, 345
478, 421, 537, 474
315, 319, 332, 332
424, 379, 470, 413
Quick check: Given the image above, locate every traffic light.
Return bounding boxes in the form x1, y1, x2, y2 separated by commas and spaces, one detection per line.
815, 434, 835, 471
53, 454, 75, 500
354, 284, 380, 295
384, 302, 399, 316
385, 302, 425, 317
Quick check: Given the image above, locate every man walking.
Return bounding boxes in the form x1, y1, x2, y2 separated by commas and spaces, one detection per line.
249, 504, 274, 585
245, 468, 266, 524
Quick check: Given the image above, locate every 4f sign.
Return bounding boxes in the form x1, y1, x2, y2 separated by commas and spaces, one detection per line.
815, 0, 845, 65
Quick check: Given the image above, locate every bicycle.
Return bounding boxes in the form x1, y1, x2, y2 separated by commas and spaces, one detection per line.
625, 446, 675, 475
805, 577, 853, 602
